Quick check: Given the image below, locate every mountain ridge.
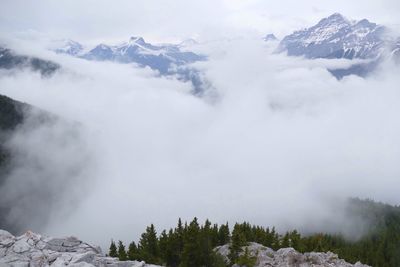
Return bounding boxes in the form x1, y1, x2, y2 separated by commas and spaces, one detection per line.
55, 37, 205, 75
278, 13, 388, 60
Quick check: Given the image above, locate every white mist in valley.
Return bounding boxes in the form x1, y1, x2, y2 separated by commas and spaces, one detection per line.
0, 38, 399, 248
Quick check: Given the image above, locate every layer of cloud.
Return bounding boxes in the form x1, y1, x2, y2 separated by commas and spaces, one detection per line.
0, 36, 399, 248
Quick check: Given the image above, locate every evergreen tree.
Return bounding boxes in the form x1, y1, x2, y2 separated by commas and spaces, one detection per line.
109, 240, 118, 258
281, 232, 290, 248
138, 224, 160, 264
158, 230, 169, 264
228, 224, 247, 264
198, 219, 215, 267
211, 223, 220, 247
218, 223, 230, 246
128, 241, 139, 261
117, 240, 127, 261
180, 217, 201, 267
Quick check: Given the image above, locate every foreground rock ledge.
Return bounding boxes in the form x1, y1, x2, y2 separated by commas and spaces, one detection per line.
0, 230, 370, 267
0, 230, 159, 267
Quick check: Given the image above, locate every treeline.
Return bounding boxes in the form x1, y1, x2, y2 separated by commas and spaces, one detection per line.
109, 199, 400, 267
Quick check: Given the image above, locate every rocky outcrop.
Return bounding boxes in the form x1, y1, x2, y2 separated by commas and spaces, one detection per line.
215, 242, 370, 267
0, 230, 161, 267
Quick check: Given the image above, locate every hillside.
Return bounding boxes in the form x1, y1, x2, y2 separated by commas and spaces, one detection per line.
0, 47, 60, 76
106, 199, 400, 267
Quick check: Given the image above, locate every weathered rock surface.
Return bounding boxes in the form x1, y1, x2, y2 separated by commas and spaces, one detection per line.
215, 242, 371, 267
0, 230, 160, 267
1, 230, 371, 267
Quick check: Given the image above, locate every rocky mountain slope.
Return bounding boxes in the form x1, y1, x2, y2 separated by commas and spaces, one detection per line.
275, 13, 399, 78
0, 94, 89, 236
0, 230, 370, 267
278, 13, 387, 60
0, 95, 49, 233
0, 94, 27, 177
0, 47, 59, 76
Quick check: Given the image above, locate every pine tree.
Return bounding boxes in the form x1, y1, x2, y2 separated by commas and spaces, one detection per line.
158, 230, 169, 264
109, 240, 118, 258
218, 223, 230, 246
166, 229, 181, 267
211, 223, 220, 248
128, 241, 138, 261
138, 224, 160, 264
281, 232, 290, 248
228, 224, 247, 264
180, 217, 201, 267
118, 240, 127, 261
198, 219, 214, 267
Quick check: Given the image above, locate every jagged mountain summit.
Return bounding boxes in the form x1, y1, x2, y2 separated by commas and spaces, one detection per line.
55, 37, 205, 75
54, 39, 84, 57
272, 13, 400, 78
278, 13, 387, 60
0, 230, 370, 267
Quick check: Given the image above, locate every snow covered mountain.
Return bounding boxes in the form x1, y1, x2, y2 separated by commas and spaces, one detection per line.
278, 13, 387, 60
54, 37, 207, 93
55, 37, 205, 75
54, 39, 84, 56
274, 13, 400, 78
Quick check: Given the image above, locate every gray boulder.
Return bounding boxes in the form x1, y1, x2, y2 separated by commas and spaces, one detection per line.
0, 230, 160, 267
215, 242, 370, 267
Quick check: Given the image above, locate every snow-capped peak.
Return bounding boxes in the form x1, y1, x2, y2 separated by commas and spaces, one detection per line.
324, 13, 349, 23
53, 39, 84, 56
278, 13, 386, 59
129, 36, 146, 45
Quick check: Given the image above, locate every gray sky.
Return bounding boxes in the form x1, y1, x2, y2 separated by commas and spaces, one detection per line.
1, 0, 400, 43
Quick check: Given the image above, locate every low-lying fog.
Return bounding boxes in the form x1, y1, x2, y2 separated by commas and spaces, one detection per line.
0, 38, 399, 248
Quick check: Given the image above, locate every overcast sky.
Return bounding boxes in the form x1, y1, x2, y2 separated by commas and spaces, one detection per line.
1, 0, 400, 43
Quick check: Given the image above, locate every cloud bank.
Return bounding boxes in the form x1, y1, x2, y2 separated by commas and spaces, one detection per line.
0, 37, 399, 248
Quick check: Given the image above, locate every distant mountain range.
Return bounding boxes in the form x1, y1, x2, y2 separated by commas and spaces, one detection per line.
54, 37, 207, 93
56, 37, 205, 74
3, 13, 398, 82
274, 13, 399, 78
